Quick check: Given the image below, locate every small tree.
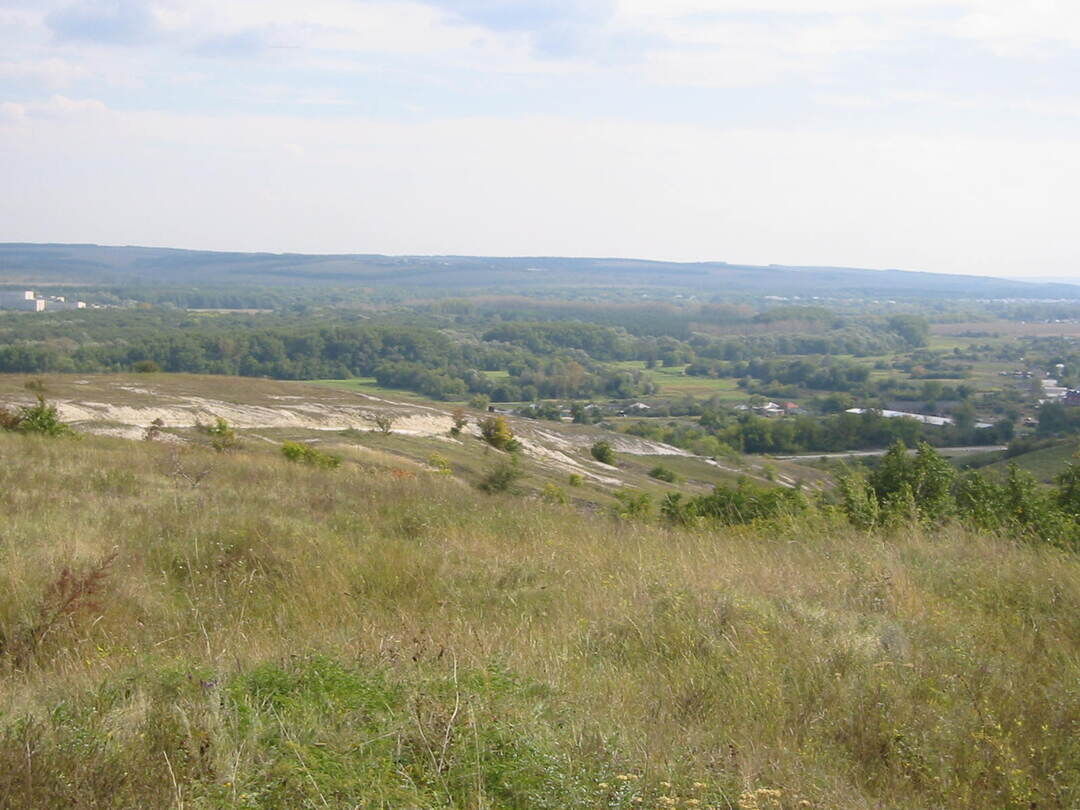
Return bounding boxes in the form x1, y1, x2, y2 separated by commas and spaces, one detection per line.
373, 414, 395, 434
201, 417, 240, 453
590, 440, 616, 466
479, 415, 518, 451
449, 407, 469, 437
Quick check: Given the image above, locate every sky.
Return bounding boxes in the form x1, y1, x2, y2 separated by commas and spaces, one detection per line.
1, 0, 1078, 279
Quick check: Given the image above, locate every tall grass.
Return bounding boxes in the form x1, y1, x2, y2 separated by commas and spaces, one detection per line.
0, 432, 1078, 808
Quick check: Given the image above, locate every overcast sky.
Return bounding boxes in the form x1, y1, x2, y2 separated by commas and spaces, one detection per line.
1, 0, 1078, 278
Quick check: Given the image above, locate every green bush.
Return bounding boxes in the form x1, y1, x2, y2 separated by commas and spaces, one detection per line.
479, 416, 519, 451
590, 440, 616, 465
281, 441, 342, 469
612, 489, 653, 520
477, 458, 523, 493
648, 465, 677, 483
199, 417, 241, 453
542, 482, 567, 504
838, 441, 1080, 548
427, 452, 452, 475
0, 395, 74, 437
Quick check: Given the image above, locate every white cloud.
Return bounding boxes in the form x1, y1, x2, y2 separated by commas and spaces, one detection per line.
0, 100, 26, 121
0, 94, 107, 121
0, 57, 88, 86
951, 1, 1080, 54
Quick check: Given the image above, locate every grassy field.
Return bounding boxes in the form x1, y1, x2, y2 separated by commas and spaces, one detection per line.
0, 431, 1078, 808
932, 320, 1080, 339
0, 372, 819, 502
974, 439, 1080, 484
308, 377, 462, 404
612, 362, 746, 400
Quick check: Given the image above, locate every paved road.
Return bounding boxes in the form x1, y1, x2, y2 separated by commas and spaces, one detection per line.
774, 445, 1007, 461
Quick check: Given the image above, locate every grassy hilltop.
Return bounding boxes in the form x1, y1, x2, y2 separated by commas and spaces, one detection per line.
1, 429, 1078, 809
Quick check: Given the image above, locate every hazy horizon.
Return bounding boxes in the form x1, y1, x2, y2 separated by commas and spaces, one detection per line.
2, 0, 1079, 281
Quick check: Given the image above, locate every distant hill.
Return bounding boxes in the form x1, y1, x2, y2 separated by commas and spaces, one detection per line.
2, 242, 1080, 299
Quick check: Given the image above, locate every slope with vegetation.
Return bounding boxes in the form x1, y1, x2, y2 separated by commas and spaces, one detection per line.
0, 409, 1078, 808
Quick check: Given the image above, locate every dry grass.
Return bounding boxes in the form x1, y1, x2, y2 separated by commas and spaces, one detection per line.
0, 432, 1078, 808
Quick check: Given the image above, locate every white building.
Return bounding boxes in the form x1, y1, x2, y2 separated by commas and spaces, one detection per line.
0, 290, 85, 312
0, 291, 46, 311
43, 297, 86, 311
845, 407, 994, 430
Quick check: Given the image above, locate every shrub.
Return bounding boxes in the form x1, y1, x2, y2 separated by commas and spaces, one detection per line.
0, 395, 74, 437
281, 441, 342, 469
373, 413, 396, 434
479, 416, 519, 451
612, 489, 652, 520
477, 458, 523, 493
662, 479, 808, 527
590, 440, 616, 465
427, 452, 452, 475
201, 417, 241, 453
450, 407, 469, 437
143, 417, 165, 441
567, 473, 584, 487
542, 482, 567, 504
648, 465, 677, 483
132, 360, 161, 373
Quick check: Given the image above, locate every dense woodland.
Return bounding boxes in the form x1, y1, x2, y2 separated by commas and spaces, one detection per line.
2, 282, 1080, 454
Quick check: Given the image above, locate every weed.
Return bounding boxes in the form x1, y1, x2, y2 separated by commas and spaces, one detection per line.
1, 549, 117, 665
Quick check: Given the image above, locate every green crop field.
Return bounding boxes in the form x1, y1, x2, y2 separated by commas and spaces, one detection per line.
612, 362, 746, 399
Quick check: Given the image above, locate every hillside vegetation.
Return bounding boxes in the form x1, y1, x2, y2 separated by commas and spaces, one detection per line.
4, 243, 1079, 299
1, 431, 1078, 808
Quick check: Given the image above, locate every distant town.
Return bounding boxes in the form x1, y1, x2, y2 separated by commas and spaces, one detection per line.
0, 290, 88, 312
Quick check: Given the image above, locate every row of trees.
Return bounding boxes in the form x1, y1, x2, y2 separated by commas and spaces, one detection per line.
686, 357, 872, 392
624, 408, 1014, 456
838, 442, 1080, 549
